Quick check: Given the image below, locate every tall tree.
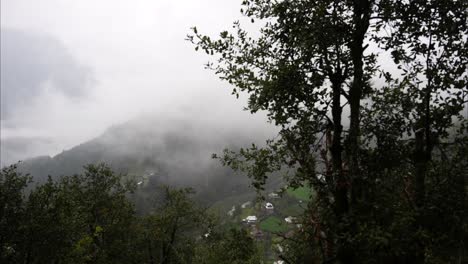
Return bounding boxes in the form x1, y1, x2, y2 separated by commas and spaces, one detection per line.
189, 0, 467, 263
366, 1, 468, 262
62, 164, 137, 264
188, 1, 375, 262
142, 186, 209, 264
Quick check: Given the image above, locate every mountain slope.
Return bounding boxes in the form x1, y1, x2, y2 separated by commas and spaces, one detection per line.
17, 115, 277, 205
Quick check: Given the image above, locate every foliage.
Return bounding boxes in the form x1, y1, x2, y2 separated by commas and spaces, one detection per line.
0, 164, 31, 262
194, 228, 262, 264
0, 163, 257, 263
141, 186, 210, 264
189, 0, 467, 263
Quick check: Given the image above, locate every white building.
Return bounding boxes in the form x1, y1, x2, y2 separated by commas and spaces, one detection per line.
244, 215, 257, 223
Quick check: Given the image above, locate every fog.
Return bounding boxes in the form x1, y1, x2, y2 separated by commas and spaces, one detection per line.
1, 0, 274, 166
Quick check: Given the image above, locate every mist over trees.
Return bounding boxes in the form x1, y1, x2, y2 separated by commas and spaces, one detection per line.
1, 0, 467, 263
14, 114, 280, 206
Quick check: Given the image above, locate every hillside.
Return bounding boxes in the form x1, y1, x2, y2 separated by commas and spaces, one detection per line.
15, 115, 279, 207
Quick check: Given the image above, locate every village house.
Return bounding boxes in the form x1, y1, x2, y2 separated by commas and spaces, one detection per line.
265, 202, 274, 210
243, 215, 258, 223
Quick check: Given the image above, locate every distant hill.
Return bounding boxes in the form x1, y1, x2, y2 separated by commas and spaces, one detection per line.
16, 115, 278, 206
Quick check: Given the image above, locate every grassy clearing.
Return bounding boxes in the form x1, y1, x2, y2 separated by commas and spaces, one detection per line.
278, 203, 304, 216
239, 207, 256, 219
259, 216, 288, 233
208, 192, 255, 215
286, 186, 314, 201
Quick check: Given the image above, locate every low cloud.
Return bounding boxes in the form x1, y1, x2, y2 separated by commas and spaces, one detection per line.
0, 1, 275, 167
0, 28, 94, 122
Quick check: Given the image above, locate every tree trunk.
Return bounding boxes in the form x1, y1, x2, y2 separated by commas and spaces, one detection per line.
147, 239, 155, 264
331, 77, 347, 217
339, 1, 372, 264
348, 0, 371, 205
161, 219, 178, 264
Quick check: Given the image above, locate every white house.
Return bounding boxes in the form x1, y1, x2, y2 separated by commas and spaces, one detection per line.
265, 202, 274, 210
244, 215, 257, 223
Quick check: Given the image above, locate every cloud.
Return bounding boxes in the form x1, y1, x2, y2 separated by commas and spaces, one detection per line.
0, 1, 275, 166
0, 136, 57, 167
0, 28, 94, 121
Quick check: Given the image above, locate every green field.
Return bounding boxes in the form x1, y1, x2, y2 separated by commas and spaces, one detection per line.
286, 186, 314, 201
239, 207, 255, 219
278, 203, 304, 216
208, 192, 255, 215
259, 216, 289, 233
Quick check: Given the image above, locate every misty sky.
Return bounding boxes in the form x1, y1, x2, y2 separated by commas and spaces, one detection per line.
1, 0, 274, 165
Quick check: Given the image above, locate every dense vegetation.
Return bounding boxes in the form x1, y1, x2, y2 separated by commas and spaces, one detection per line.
189, 0, 467, 263
1, 0, 466, 263
0, 163, 262, 264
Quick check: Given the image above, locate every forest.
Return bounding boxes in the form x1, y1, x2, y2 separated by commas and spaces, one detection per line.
1, 0, 467, 263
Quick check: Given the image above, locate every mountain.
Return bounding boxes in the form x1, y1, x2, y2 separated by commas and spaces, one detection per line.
15, 114, 278, 207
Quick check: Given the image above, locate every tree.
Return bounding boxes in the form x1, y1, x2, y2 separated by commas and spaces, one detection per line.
0, 163, 141, 264
364, 1, 467, 262
20, 177, 76, 263
189, 0, 467, 263
0, 164, 31, 262
141, 186, 210, 264
194, 228, 262, 264
2, 162, 248, 263
61, 164, 137, 264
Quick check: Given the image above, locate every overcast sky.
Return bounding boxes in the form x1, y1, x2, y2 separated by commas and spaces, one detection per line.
1, 0, 274, 165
